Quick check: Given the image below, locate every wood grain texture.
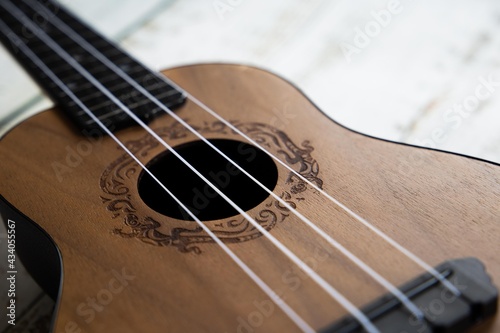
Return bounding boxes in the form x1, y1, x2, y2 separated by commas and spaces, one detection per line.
123, 0, 500, 163
2, 0, 500, 163
0, 64, 499, 332
0, 0, 174, 137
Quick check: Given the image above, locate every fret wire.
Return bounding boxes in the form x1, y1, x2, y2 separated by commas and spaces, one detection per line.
5, 8, 315, 323
88, 88, 183, 115
21, 1, 458, 326
5, 4, 387, 330
68, 80, 178, 107
78, 100, 181, 127
74, 80, 179, 106
74, 100, 114, 115
129, 90, 180, 108
0, 0, 185, 132
101, 66, 146, 82
43, 3, 461, 322
95, 107, 125, 121
12, 3, 126, 77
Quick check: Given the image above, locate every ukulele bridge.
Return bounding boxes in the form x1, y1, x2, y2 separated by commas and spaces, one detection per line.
321, 257, 498, 333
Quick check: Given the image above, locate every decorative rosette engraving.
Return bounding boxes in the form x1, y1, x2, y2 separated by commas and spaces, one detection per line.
100, 121, 322, 254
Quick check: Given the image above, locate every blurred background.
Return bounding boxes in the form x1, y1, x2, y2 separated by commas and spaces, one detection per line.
1, 0, 500, 331
1, 0, 500, 162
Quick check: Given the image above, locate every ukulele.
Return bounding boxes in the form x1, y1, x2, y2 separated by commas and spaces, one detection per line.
0, 0, 499, 332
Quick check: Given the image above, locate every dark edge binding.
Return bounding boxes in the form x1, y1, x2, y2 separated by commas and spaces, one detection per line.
0, 195, 62, 333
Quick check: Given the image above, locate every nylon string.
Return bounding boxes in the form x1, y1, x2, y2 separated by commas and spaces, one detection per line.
8, 0, 462, 329
32, 0, 459, 298
23, 0, 428, 320
0, 15, 318, 333
1, 1, 382, 332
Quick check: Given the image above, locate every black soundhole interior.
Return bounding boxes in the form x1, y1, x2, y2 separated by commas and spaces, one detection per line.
138, 139, 279, 221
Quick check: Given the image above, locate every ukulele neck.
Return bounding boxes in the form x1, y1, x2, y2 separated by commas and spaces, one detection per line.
0, 0, 185, 133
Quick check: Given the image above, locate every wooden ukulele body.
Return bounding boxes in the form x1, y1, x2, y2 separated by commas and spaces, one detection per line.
0, 64, 499, 332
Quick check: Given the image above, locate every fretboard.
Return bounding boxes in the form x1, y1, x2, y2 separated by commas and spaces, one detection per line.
0, 0, 185, 132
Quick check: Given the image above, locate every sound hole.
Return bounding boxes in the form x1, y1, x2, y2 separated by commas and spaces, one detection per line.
138, 139, 278, 221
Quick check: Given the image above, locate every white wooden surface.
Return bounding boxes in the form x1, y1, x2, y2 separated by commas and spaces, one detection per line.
0, 1, 177, 331
1, 0, 500, 162
1, 0, 499, 331
122, 0, 500, 163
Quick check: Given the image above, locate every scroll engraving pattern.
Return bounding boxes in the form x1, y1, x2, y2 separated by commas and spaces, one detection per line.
100, 121, 323, 254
